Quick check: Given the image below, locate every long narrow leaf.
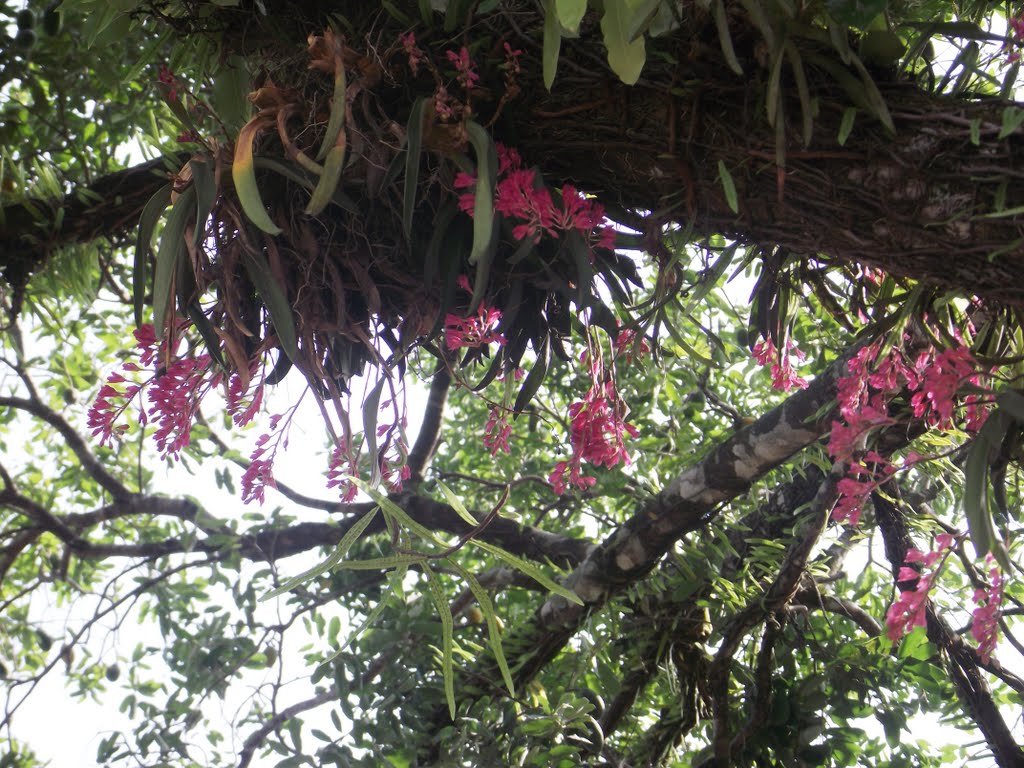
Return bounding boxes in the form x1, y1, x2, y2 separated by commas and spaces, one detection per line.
233, 115, 283, 235
242, 250, 298, 361
451, 562, 515, 697
189, 157, 217, 248
422, 563, 456, 720
134, 183, 172, 328
263, 505, 380, 599
542, 0, 562, 90
316, 52, 347, 162
403, 98, 426, 241
305, 144, 347, 216
153, 186, 196, 339
471, 539, 583, 604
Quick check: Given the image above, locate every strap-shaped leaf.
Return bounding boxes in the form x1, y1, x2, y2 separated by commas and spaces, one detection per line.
465, 122, 499, 314
262, 504, 380, 599
714, 0, 743, 75
601, 0, 647, 85
964, 413, 1011, 570
514, 336, 550, 417
471, 539, 583, 604
543, 0, 562, 90
361, 375, 387, 488
189, 157, 217, 248
716, 160, 739, 214
451, 562, 515, 698
421, 562, 456, 720
185, 302, 227, 371
305, 145, 347, 216
556, 0, 586, 35
153, 185, 196, 339
315, 50, 347, 162
241, 249, 298, 361
232, 115, 283, 235
133, 183, 172, 328
403, 98, 426, 241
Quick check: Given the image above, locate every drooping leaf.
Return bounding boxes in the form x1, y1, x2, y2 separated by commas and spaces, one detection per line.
232, 115, 283, 235
543, 0, 562, 90
403, 98, 427, 241
555, 0, 586, 35
241, 249, 298, 361
316, 50, 347, 162
153, 185, 196, 339
717, 160, 739, 214
601, 0, 647, 85
713, 0, 743, 75
133, 183, 172, 328
513, 336, 550, 417
361, 375, 388, 487
263, 505, 380, 598
189, 157, 217, 249
421, 562, 456, 720
305, 145, 347, 216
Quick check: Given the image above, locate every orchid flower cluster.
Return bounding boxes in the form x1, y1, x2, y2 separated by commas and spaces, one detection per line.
549, 334, 643, 495
886, 534, 1004, 664
819, 333, 1006, 659
87, 324, 265, 460
87, 321, 414, 506
752, 336, 808, 391
827, 337, 988, 526
454, 142, 616, 252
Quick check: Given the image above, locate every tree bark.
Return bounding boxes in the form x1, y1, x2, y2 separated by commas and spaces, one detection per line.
2, 4, 1022, 307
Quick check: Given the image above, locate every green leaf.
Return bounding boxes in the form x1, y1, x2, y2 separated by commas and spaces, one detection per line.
403, 98, 426, 241
601, 0, 647, 85
471, 539, 583, 604
838, 107, 857, 146
316, 54, 347, 163
361, 376, 388, 487
717, 160, 739, 214
133, 183, 172, 328
451, 562, 515, 697
233, 116, 283, 235
555, 0, 586, 34
153, 186, 196, 338
713, 0, 743, 75
263, 505, 380, 598
210, 56, 252, 133
422, 562, 456, 720
964, 415, 1008, 567
305, 145, 347, 217
435, 480, 481, 528
241, 250, 298, 362
543, 0, 562, 90
189, 157, 216, 249
513, 336, 550, 417
464, 121, 498, 313
998, 107, 1024, 140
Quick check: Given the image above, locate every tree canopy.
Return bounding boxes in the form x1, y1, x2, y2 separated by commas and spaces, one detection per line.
2, 0, 1024, 766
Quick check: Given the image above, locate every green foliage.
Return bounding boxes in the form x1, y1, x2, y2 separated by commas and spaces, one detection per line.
1, 0, 1024, 766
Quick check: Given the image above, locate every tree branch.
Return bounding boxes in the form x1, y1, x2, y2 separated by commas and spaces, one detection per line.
0, 395, 131, 501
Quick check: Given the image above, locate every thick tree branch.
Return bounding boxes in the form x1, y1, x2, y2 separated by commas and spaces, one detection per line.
407, 366, 451, 484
